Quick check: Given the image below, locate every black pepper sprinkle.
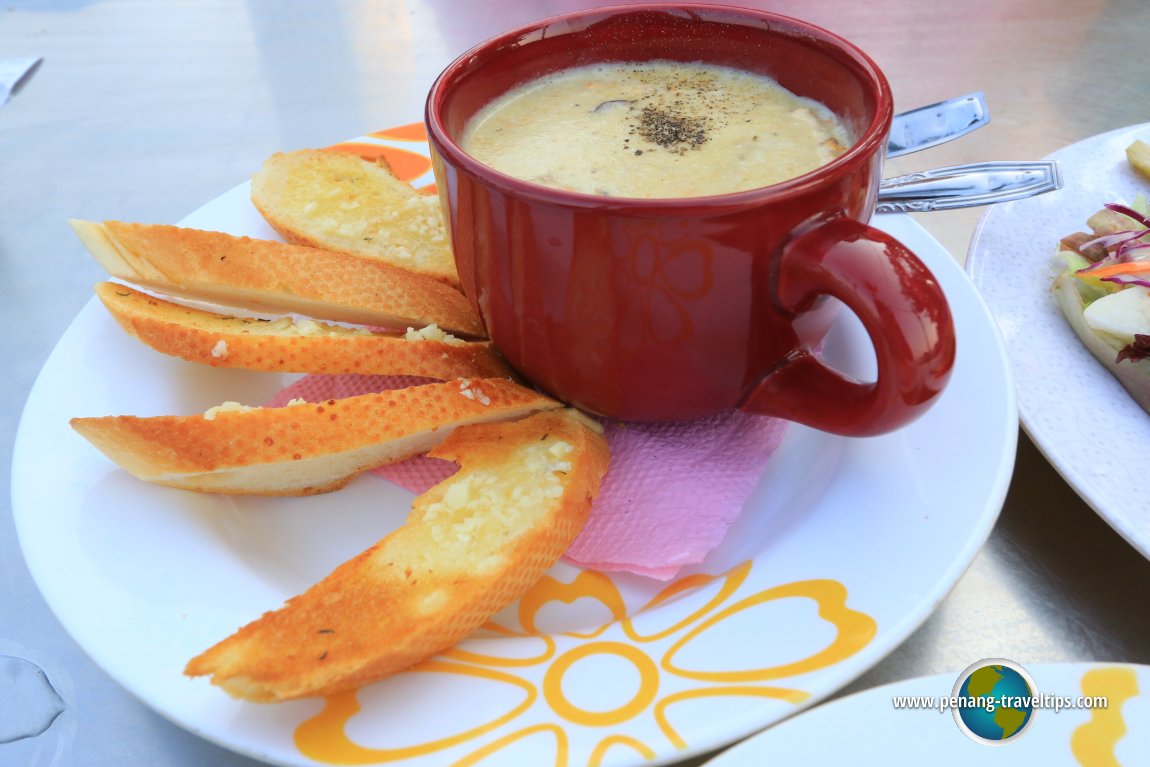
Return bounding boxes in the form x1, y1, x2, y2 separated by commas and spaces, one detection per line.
634, 105, 710, 153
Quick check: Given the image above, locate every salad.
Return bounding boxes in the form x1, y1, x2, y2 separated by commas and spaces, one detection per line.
1052, 146, 1150, 412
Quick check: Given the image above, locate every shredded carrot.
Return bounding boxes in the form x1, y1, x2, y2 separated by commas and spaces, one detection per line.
1078, 261, 1150, 279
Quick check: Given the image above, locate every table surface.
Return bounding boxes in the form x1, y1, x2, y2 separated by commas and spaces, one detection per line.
3, 1, 1150, 765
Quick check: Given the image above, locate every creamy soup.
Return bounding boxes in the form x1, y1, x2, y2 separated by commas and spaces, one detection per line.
460, 60, 851, 198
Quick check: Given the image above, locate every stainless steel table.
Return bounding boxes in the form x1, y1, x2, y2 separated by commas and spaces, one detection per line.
4, 1, 1150, 765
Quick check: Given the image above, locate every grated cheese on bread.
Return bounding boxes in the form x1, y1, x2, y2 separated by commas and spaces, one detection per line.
184, 409, 609, 701
93, 281, 513, 379
251, 149, 459, 286
69, 220, 483, 336
70, 378, 559, 496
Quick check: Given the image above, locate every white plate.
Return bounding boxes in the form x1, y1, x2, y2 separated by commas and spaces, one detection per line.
13, 130, 1016, 767
967, 123, 1150, 558
703, 662, 1150, 765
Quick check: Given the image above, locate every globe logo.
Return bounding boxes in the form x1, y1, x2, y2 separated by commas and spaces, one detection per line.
951, 659, 1037, 745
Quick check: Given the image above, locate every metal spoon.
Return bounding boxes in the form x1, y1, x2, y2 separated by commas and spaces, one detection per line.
881, 94, 1059, 212
887, 92, 989, 158
876, 160, 1063, 213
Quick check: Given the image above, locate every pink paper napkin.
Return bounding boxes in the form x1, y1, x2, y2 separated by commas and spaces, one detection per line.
269, 375, 787, 580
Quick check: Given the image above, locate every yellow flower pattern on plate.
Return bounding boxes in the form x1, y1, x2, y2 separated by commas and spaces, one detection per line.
1071, 666, 1140, 766
294, 561, 876, 766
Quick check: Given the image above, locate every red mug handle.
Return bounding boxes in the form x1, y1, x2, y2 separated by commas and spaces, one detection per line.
741, 216, 956, 436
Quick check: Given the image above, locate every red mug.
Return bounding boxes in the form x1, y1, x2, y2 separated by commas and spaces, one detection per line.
425, 4, 956, 436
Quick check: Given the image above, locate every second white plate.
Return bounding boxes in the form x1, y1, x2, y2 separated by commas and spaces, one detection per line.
967, 122, 1150, 559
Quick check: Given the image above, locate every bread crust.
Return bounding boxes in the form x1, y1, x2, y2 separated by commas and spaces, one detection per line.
93, 281, 513, 379
70, 378, 559, 495
184, 409, 610, 701
251, 149, 459, 287
70, 220, 483, 336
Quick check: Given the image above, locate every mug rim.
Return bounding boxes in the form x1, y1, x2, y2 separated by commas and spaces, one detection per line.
425, 2, 894, 212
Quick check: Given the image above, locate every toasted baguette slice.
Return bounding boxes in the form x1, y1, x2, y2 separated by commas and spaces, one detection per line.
70, 378, 558, 496
185, 409, 609, 701
69, 220, 483, 336
251, 149, 459, 286
93, 282, 513, 379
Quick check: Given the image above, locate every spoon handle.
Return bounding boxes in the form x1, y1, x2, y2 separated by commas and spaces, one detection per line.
876, 160, 1063, 213
886, 92, 989, 158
